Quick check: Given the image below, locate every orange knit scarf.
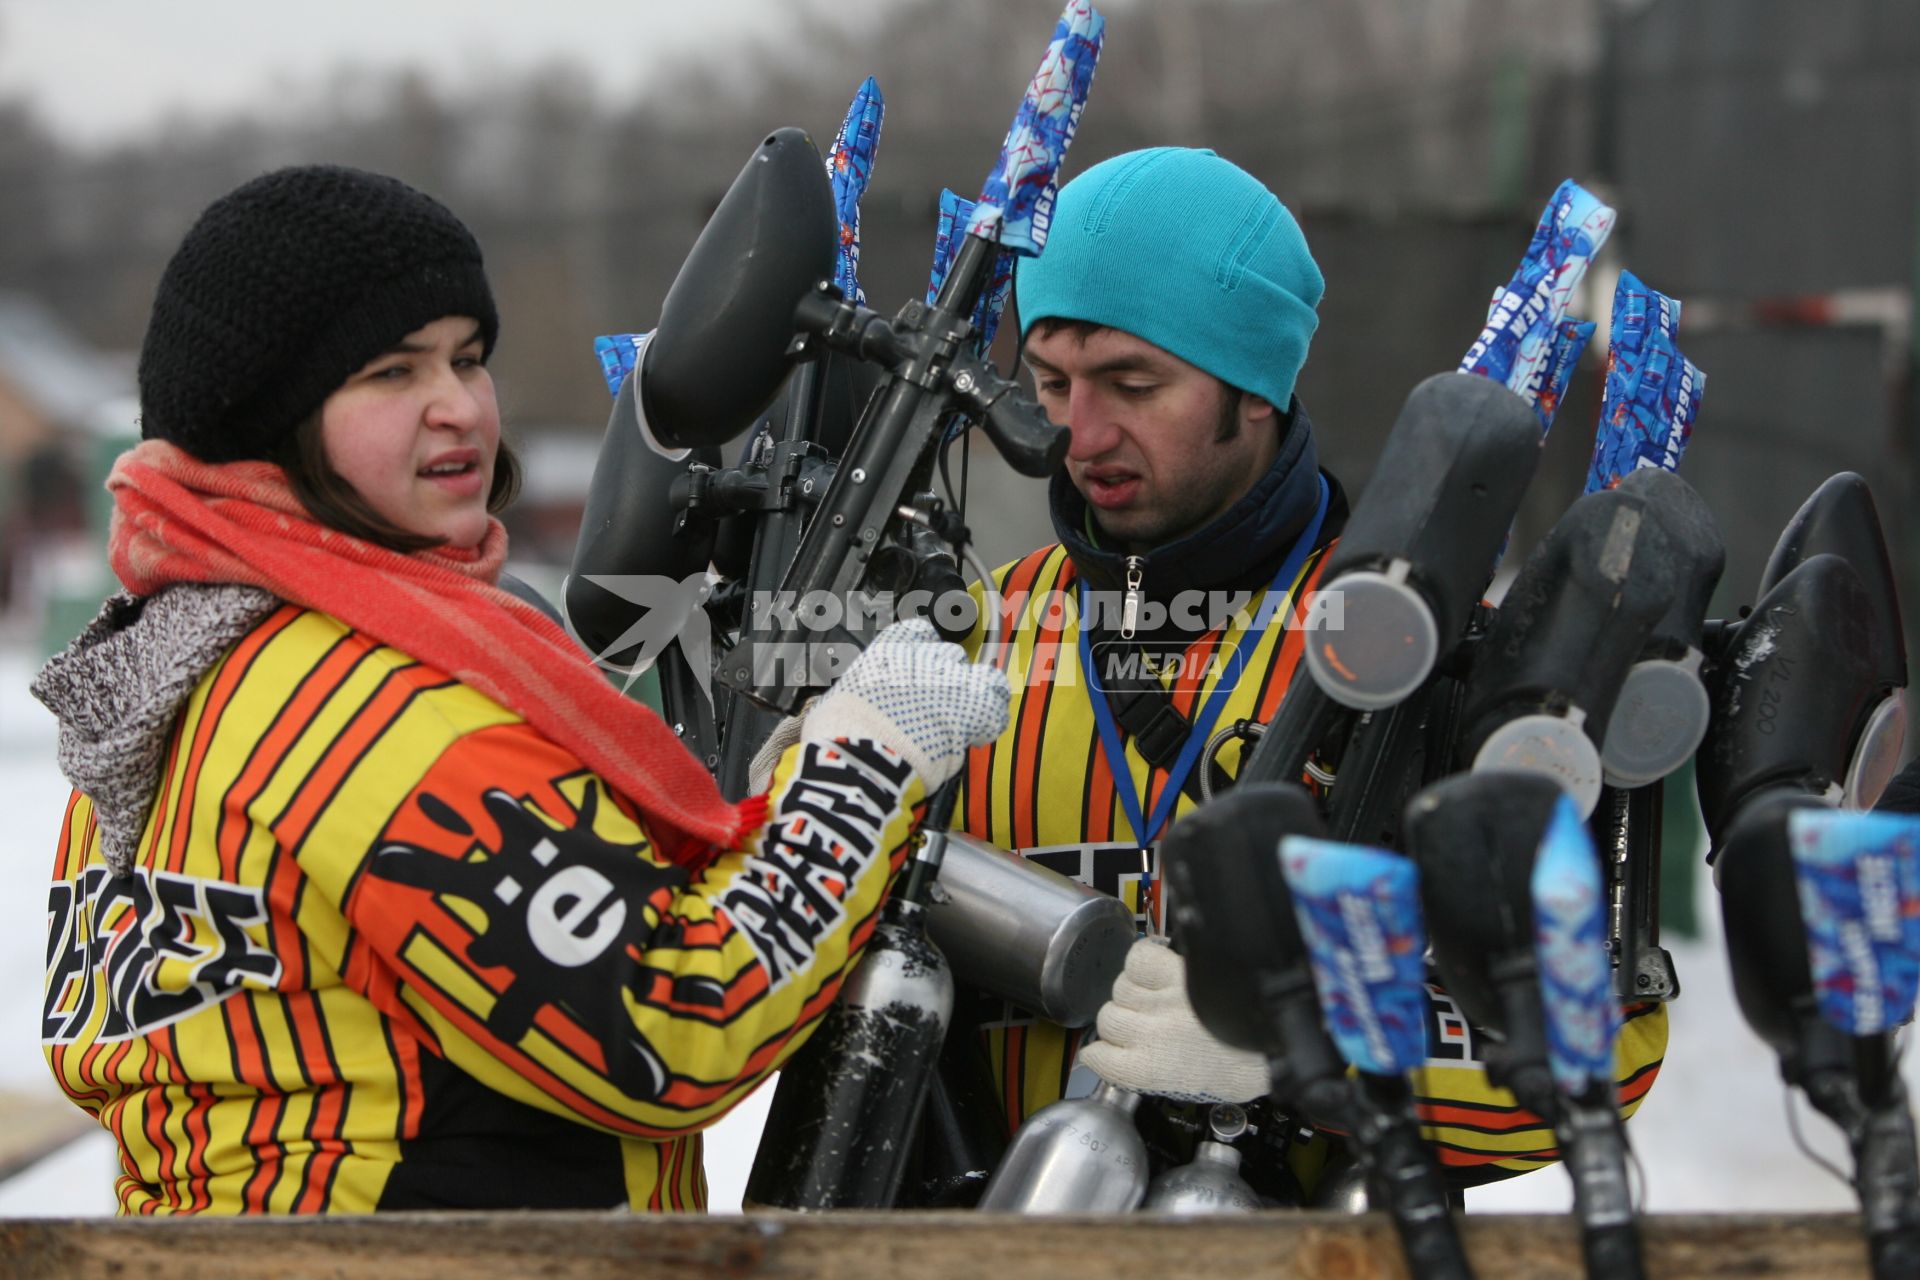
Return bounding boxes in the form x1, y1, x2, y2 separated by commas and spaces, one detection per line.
107, 439, 761, 867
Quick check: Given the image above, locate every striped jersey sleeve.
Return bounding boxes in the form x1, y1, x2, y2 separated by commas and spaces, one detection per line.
42, 606, 921, 1213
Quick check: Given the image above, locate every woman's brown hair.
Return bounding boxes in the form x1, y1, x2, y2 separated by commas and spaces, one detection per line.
274, 411, 522, 553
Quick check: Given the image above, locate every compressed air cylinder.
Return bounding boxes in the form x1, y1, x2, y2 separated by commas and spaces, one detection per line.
744, 898, 953, 1209
924, 833, 1136, 1027
976, 1081, 1150, 1213
1143, 1104, 1262, 1214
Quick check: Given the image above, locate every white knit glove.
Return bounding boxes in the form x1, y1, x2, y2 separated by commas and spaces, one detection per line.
1077, 937, 1271, 1105
802, 618, 1009, 791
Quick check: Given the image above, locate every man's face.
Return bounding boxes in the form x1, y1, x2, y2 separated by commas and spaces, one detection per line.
1025, 324, 1281, 551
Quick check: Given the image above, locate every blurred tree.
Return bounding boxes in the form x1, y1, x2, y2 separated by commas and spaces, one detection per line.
0, 0, 1607, 432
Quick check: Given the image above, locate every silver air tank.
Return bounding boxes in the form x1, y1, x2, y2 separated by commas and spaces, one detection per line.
976, 1081, 1149, 1213
925, 832, 1136, 1027
1144, 1104, 1262, 1214
744, 892, 954, 1209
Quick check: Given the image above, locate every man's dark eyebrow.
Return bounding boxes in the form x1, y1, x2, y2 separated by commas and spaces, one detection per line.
1023, 352, 1163, 378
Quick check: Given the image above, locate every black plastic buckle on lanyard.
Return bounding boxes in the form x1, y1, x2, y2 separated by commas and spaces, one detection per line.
1104, 675, 1193, 774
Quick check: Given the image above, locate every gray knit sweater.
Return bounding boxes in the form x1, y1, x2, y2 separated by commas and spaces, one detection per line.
31, 585, 280, 875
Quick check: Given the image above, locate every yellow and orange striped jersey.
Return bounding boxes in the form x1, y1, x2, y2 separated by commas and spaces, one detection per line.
955, 543, 1667, 1181
43, 605, 921, 1214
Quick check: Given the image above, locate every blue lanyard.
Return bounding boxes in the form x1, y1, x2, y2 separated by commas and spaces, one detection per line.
1077, 475, 1329, 855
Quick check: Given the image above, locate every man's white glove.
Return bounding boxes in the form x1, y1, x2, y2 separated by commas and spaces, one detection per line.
1077, 936, 1270, 1105
801, 618, 1009, 791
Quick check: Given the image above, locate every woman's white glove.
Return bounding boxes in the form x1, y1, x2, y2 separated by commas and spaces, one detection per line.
1076, 937, 1271, 1105
746, 701, 811, 795
801, 618, 1009, 791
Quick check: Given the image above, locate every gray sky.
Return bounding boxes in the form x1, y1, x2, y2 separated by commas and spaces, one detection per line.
0, 0, 898, 149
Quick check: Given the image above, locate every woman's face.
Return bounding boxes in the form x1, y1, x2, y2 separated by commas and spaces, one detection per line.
319, 315, 499, 549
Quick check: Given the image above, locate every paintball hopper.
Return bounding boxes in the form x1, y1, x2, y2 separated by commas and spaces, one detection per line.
1600, 469, 1726, 788
922, 833, 1135, 1028
1755, 473, 1907, 801
637, 127, 837, 452
1761, 473, 1906, 675
1461, 487, 1680, 818
1696, 553, 1904, 848
1160, 783, 1329, 1061
563, 373, 722, 664
1303, 372, 1542, 710
1715, 789, 1834, 1059
1403, 770, 1565, 1036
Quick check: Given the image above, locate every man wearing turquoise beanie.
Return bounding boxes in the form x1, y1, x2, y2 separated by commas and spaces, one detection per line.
1017, 146, 1326, 551
945, 148, 1668, 1204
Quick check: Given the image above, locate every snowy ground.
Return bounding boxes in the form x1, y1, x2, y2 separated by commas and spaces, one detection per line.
0, 640, 1905, 1218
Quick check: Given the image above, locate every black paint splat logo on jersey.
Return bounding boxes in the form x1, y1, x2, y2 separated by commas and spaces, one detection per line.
369, 782, 691, 1100
716, 738, 913, 992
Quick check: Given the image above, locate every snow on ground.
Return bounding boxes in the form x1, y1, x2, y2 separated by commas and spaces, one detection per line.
0, 640, 1906, 1217
0, 643, 120, 1216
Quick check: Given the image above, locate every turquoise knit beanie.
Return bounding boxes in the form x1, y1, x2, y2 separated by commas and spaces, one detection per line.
1016, 147, 1324, 409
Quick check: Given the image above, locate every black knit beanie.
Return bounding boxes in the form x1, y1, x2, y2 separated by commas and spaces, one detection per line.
137, 164, 499, 463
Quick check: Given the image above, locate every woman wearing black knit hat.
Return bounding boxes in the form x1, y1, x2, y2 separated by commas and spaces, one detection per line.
33, 165, 1008, 1213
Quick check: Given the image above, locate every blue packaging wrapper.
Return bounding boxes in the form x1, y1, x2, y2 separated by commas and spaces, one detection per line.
1585, 270, 1706, 493
927, 189, 970, 306
1788, 808, 1920, 1037
1532, 795, 1621, 1095
1460, 180, 1615, 400
593, 332, 649, 400
1536, 319, 1595, 433
1480, 300, 1594, 437
928, 189, 1015, 353
1279, 837, 1430, 1076
967, 0, 1103, 256
976, 245, 1015, 350
828, 76, 884, 307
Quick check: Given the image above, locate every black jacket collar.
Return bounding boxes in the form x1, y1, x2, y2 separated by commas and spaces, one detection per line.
1050, 399, 1346, 605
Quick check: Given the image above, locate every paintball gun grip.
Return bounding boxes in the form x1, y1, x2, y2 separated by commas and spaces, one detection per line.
1353, 1073, 1476, 1280
1859, 1082, 1920, 1280
965, 374, 1068, 477
921, 326, 1068, 480
1559, 1096, 1647, 1280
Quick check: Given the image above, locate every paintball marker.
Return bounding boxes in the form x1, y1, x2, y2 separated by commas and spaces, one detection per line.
1405, 772, 1646, 1280
744, 0, 1104, 1210
1716, 798, 1920, 1279
564, 126, 841, 790
1693, 471, 1916, 1277
1161, 783, 1474, 1279
1241, 183, 1613, 826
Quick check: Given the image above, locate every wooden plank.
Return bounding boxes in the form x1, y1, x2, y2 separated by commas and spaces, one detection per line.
0, 1090, 95, 1185
0, 1212, 1874, 1280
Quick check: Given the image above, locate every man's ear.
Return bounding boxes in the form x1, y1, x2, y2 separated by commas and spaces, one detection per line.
1242, 394, 1279, 428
